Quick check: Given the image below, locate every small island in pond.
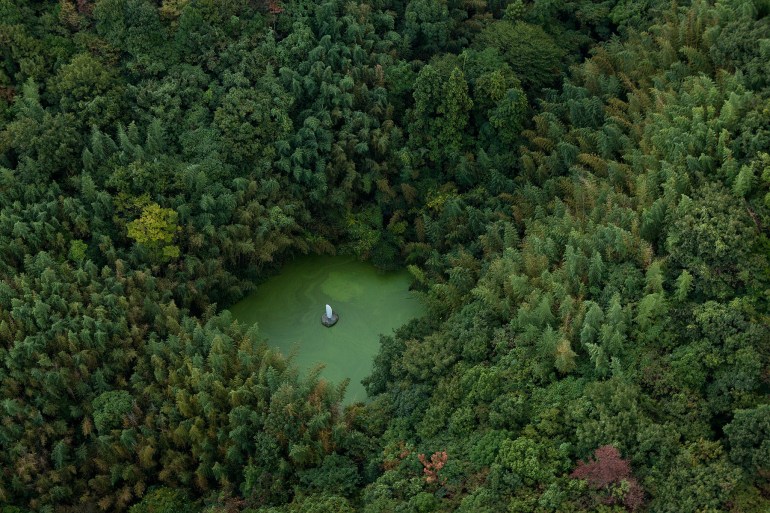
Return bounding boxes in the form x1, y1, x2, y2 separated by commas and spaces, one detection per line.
321, 303, 338, 327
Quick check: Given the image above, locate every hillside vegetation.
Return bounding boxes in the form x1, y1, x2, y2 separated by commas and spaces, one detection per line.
1, 0, 769, 511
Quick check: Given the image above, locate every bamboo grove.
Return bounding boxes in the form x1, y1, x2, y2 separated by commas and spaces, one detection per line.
1, 0, 769, 511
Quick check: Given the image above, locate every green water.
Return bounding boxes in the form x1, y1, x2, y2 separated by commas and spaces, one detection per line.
227, 255, 424, 403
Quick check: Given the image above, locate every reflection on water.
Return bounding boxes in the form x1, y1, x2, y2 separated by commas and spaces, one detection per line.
227, 255, 424, 403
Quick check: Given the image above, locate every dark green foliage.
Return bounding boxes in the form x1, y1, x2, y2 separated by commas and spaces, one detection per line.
646, 440, 742, 512
129, 487, 196, 513
298, 454, 361, 496
708, 2, 770, 91
2, 0, 769, 511
474, 21, 565, 94
403, 0, 454, 57
92, 390, 134, 433
666, 184, 761, 300
284, 494, 356, 513
725, 405, 770, 473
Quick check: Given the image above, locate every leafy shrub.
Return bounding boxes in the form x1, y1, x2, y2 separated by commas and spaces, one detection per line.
91, 390, 133, 433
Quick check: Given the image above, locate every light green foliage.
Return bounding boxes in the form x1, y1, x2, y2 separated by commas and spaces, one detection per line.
126, 202, 180, 260
69, 239, 87, 263
554, 336, 578, 374
674, 270, 693, 302
734, 164, 755, 197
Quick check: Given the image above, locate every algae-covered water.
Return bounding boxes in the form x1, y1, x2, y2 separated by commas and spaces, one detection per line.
228, 255, 424, 403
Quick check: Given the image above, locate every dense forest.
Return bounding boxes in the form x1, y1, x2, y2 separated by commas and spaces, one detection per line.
1, 0, 770, 511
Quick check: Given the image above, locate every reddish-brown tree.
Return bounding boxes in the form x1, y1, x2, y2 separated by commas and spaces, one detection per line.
418, 451, 448, 485
267, 0, 283, 14
571, 445, 644, 511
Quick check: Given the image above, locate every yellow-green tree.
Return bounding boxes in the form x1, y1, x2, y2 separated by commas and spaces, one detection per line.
127, 202, 180, 261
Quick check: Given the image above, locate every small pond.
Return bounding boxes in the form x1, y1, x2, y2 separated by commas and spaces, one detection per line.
227, 255, 424, 404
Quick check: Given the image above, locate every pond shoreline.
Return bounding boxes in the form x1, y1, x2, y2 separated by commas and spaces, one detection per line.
226, 255, 424, 404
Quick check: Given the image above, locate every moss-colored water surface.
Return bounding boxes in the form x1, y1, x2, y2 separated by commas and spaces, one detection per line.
228, 255, 424, 403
